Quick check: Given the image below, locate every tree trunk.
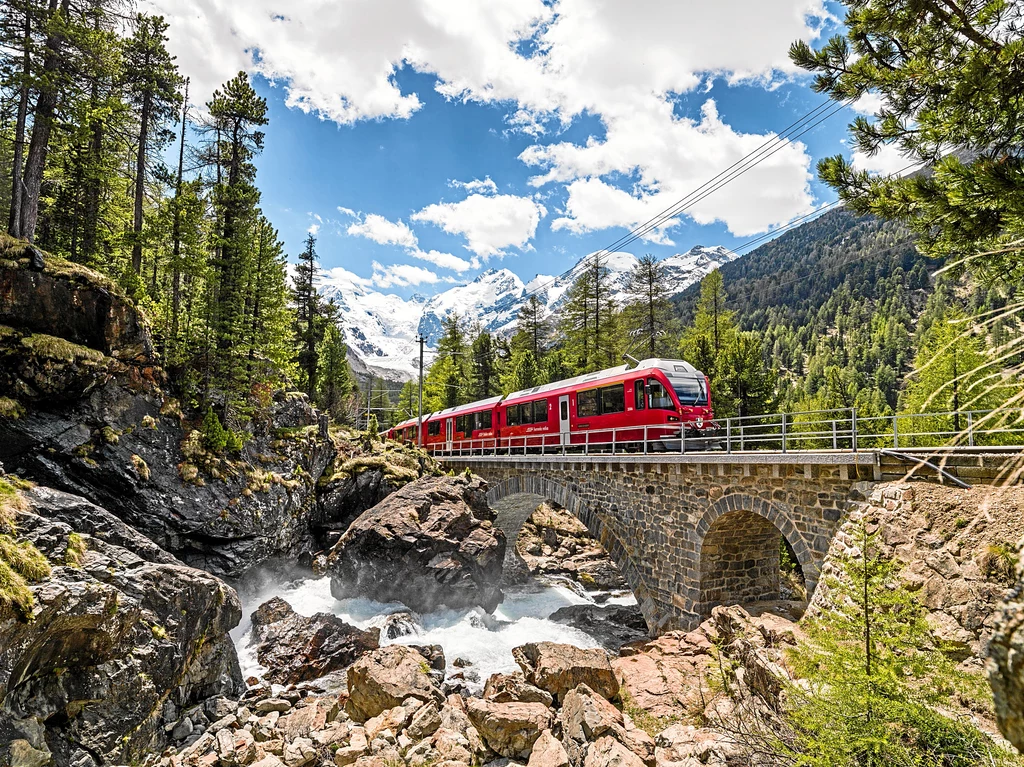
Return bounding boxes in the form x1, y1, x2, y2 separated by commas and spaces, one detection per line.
8, 1, 31, 238
170, 79, 189, 355
19, 0, 68, 242
132, 88, 152, 275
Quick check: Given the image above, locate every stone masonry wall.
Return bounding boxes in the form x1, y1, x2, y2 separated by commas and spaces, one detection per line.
443, 456, 872, 631
699, 510, 781, 610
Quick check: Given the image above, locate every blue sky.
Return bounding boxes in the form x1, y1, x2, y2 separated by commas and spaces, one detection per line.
148, 0, 899, 298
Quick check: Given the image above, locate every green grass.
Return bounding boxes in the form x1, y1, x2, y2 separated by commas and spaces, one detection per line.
65, 533, 87, 567
0, 531, 51, 621
0, 397, 24, 420
619, 688, 679, 737
20, 333, 106, 363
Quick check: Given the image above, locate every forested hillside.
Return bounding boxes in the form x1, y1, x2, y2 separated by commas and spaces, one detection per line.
0, 0, 358, 441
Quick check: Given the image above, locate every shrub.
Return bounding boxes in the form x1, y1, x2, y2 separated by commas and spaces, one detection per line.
200, 408, 228, 453
130, 454, 150, 481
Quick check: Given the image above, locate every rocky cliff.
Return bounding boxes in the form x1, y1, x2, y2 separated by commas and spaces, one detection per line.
0, 239, 337, 575
0, 478, 243, 766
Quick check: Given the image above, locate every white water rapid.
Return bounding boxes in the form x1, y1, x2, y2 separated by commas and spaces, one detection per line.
231, 567, 637, 691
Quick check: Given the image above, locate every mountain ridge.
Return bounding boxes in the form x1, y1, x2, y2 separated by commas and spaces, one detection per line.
323, 245, 738, 381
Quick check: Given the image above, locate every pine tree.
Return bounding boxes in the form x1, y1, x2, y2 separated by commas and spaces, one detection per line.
470, 329, 498, 400
17, 0, 73, 242
317, 307, 354, 423
901, 308, 1016, 443
121, 13, 181, 277
780, 518, 995, 766
501, 349, 538, 394
515, 295, 550, 361
680, 270, 737, 408
292, 232, 320, 398
204, 71, 268, 411
790, 0, 1024, 283
720, 332, 776, 417
623, 253, 673, 358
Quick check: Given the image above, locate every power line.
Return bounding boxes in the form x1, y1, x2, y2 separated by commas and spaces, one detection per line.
519, 97, 855, 307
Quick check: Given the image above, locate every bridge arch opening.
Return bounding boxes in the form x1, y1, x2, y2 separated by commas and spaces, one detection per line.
485, 478, 655, 631
696, 494, 817, 617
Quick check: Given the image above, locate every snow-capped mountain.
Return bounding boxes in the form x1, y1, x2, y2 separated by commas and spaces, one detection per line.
322, 245, 738, 382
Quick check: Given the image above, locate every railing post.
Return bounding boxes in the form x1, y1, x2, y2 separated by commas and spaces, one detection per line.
781, 413, 788, 453
740, 424, 745, 451
726, 419, 732, 454
893, 415, 899, 450
832, 420, 837, 450
585, 432, 589, 455
643, 425, 648, 455
612, 429, 616, 455
967, 411, 975, 447
681, 424, 686, 455
851, 407, 858, 452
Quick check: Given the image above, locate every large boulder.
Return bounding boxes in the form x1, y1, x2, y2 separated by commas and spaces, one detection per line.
328, 474, 506, 612
466, 697, 552, 758
250, 596, 380, 685
0, 483, 243, 767
550, 604, 649, 649
560, 684, 627, 767
0, 252, 335, 576
345, 645, 445, 723
513, 642, 619, 703
989, 537, 1024, 752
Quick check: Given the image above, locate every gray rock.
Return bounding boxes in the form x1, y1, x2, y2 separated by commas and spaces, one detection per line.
328, 475, 505, 612
0, 490, 243, 765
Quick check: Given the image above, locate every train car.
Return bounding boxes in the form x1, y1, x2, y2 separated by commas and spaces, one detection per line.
421, 396, 502, 453
496, 358, 714, 453
384, 357, 715, 455
387, 417, 420, 444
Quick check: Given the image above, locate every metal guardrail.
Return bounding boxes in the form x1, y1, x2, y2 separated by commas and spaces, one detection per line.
423, 407, 1024, 457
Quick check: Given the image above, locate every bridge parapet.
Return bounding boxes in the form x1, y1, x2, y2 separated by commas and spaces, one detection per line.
442, 453, 877, 632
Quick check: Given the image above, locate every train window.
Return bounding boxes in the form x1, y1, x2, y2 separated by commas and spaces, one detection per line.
673, 378, 708, 406
648, 378, 674, 410
600, 384, 625, 415
507, 405, 520, 426
560, 400, 568, 421
577, 389, 598, 418
532, 399, 548, 423
476, 410, 492, 430
634, 380, 645, 410
428, 421, 441, 436
455, 415, 467, 434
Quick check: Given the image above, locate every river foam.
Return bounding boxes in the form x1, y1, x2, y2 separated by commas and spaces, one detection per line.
231, 566, 637, 690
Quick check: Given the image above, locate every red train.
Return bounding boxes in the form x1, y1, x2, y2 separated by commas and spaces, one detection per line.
386, 358, 716, 454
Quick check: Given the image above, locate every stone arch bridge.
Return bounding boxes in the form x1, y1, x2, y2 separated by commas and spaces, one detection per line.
441, 453, 879, 632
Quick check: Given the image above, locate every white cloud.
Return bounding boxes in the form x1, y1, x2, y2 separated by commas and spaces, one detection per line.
319, 265, 373, 292
412, 194, 547, 258
336, 206, 357, 218
851, 92, 885, 116
409, 248, 478, 272
307, 212, 323, 234
534, 99, 815, 238
371, 261, 446, 288
347, 213, 418, 248
852, 143, 915, 176
450, 177, 498, 195
145, 0, 830, 236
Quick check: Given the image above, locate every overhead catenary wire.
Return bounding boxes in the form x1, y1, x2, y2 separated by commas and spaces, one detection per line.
517, 97, 856, 307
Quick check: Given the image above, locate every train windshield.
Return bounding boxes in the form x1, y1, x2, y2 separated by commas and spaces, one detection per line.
672, 377, 708, 406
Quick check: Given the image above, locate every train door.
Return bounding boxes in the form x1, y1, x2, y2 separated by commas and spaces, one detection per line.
445, 418, 453, 453
558, 395, 570, 446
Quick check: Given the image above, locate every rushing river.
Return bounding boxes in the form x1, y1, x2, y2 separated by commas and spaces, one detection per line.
231, 566, 637, 691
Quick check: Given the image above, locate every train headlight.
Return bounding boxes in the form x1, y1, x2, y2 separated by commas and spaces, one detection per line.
668, 415, 680, 422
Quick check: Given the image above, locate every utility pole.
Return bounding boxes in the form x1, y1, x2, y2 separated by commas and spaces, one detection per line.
417, 335, 425, 448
